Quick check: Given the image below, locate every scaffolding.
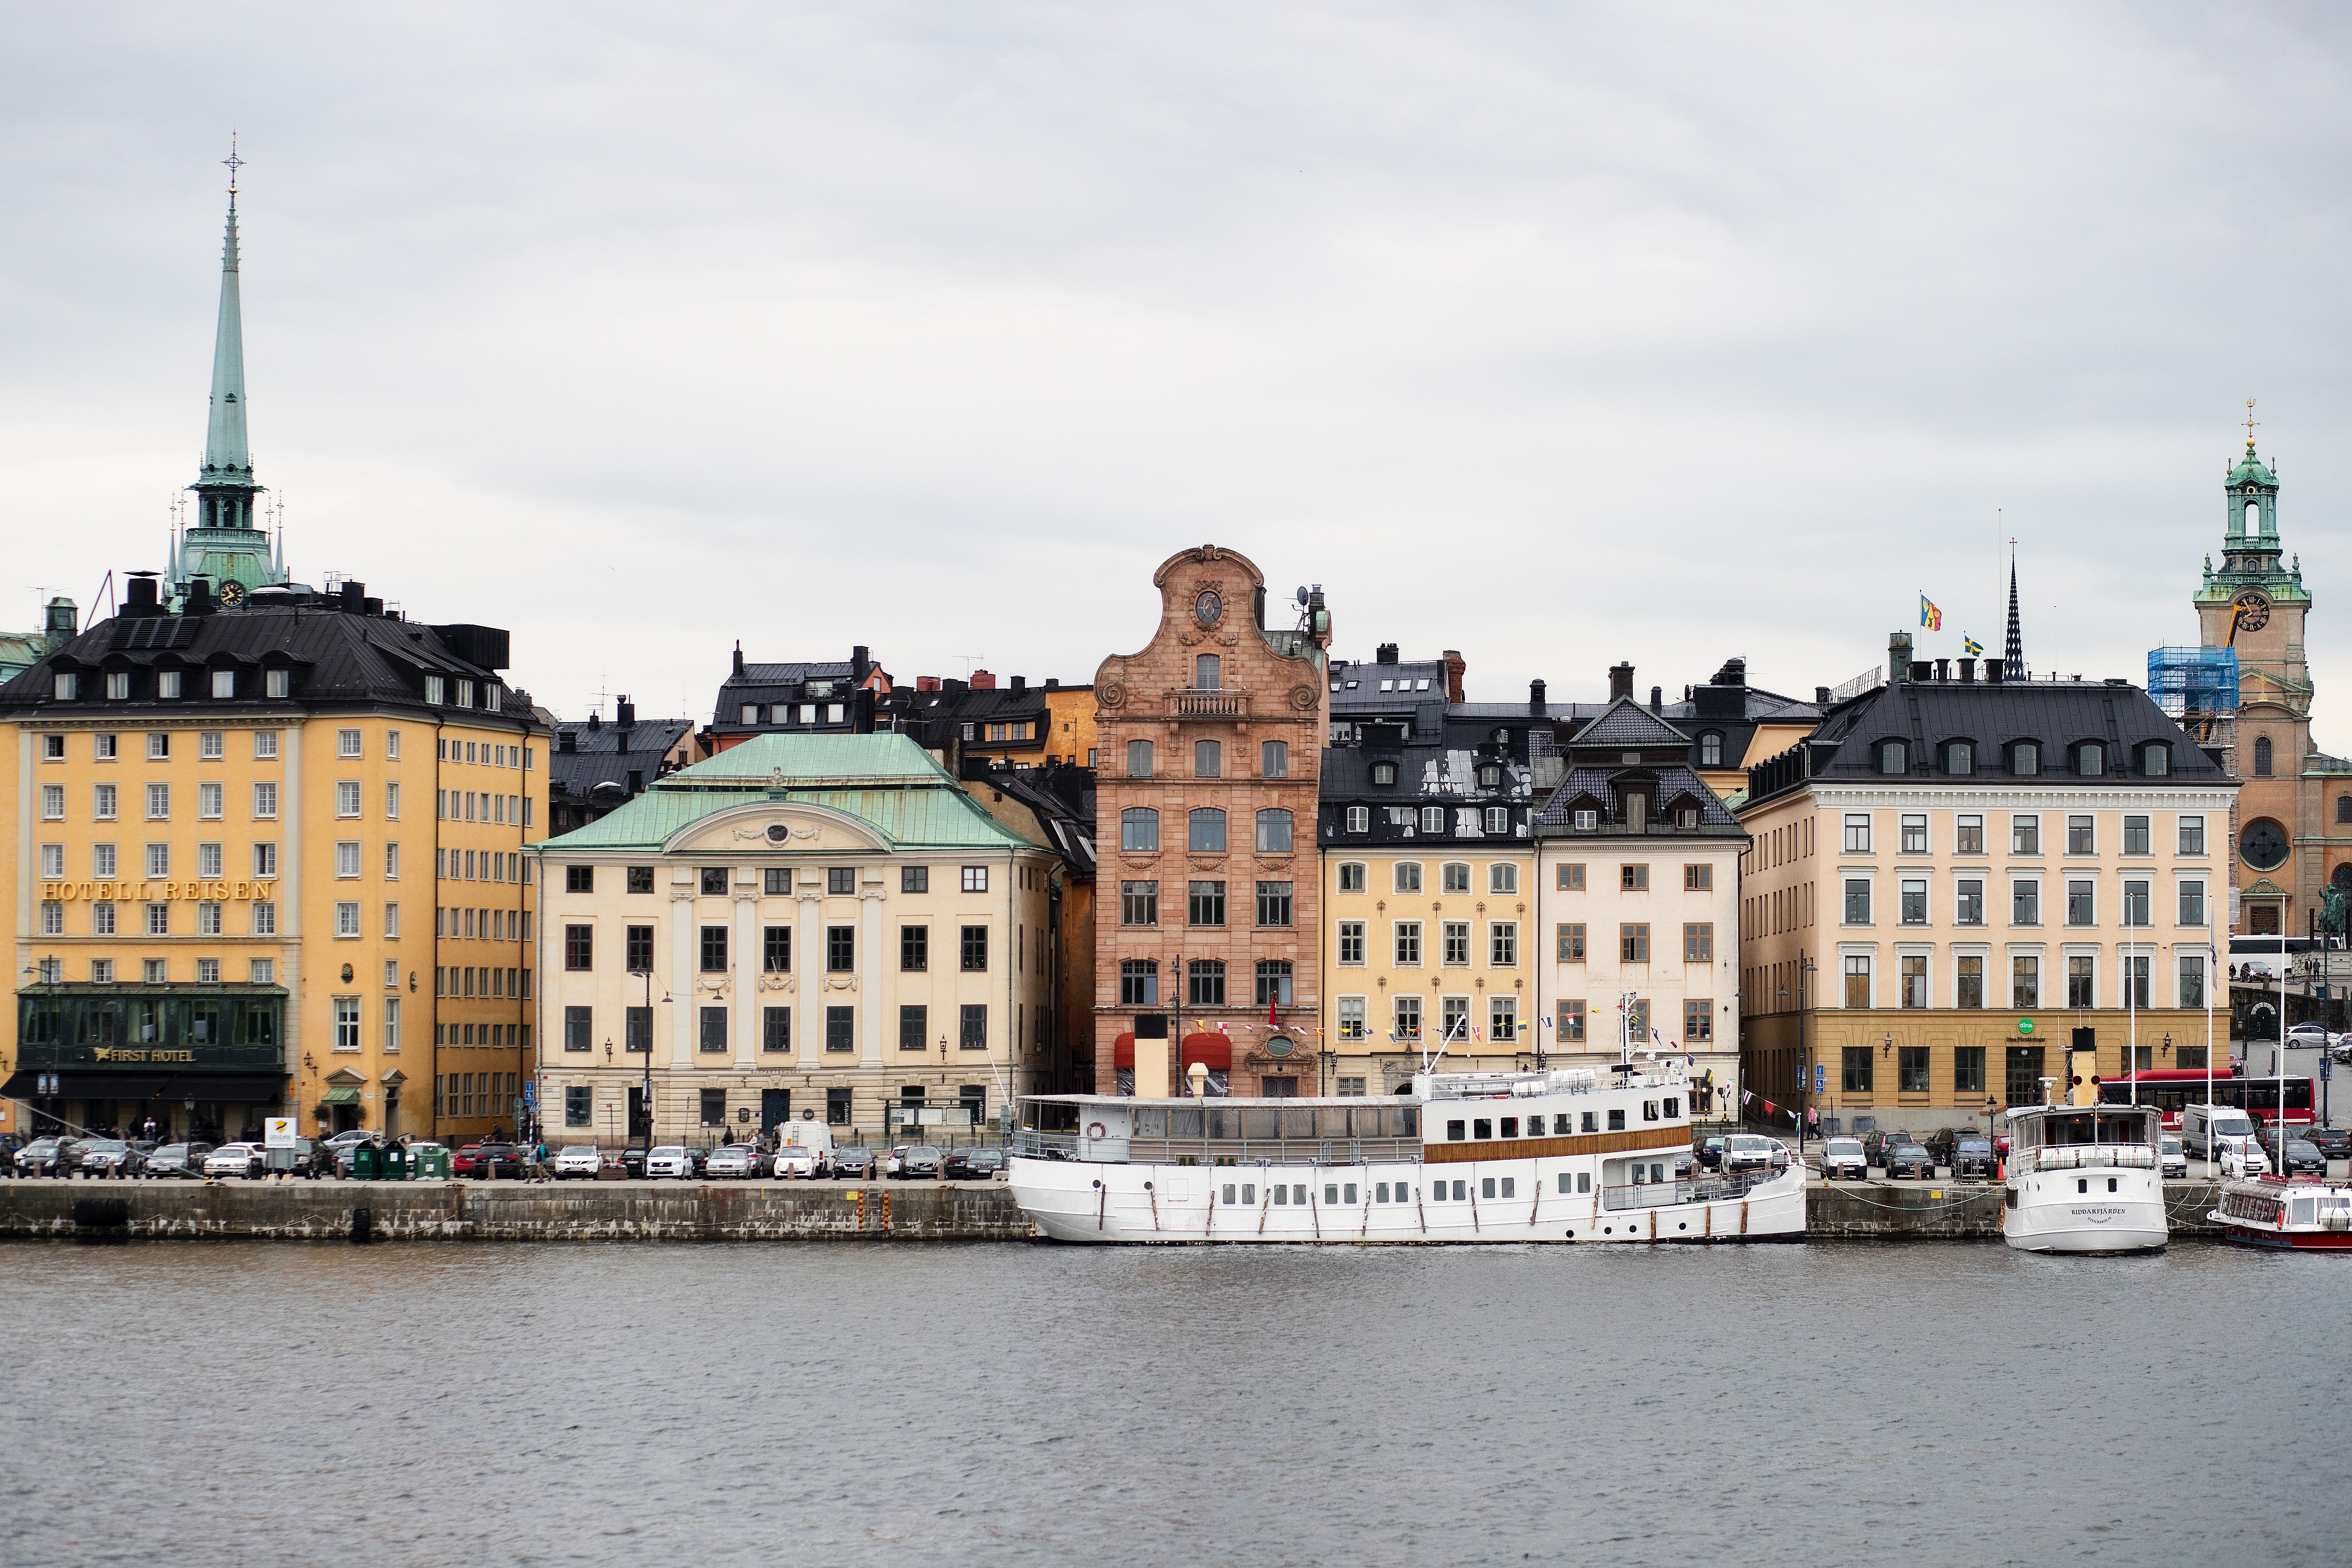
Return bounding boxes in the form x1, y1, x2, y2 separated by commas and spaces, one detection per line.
2147, 645, 2238, 745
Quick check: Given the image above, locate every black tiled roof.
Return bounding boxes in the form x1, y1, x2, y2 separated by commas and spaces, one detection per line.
1570, 699, 1692, 750
550, 717, 695, 801
1535, 764, 1743, 830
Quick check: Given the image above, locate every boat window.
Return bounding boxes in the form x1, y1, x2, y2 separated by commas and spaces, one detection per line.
1631, 1166, 1645, 1185
1473, 1119, 1492, 1140
2291, 1197, 2317, 1225
2077, 1179, 2088, 1194
1344, 1184, 1358, 1204
1272, 1185, 1288, 1205
1482, 1177, 1496, 1198
1400, 1107, 1418, 1136
1582, 1112, 1599, 1133
1643, 1100, 1660, 1122
1171, 1109, 1202, 1137
1243, 1109, 1282, 1141
1558, 1173, 1574, 1194
2107, 1178, 2118, 1193
1326, 1184, 1340, 1204
1501, 1117, 1519, 1138
1608, 1109, 1626, 1131
1500, 1177, 1516, 1198
1452, 1181, 1467, 1200
1135, 1109, 1166, 1136
1447, 1120, 1466, 1142
1377, 1182, 1390, 1202
1242, 1184, 1256, 1204
1663, 1097, 1679, 1118
1283, 1109, 1315, 1139
1318, 1109, 1354, 1138
1222, 1184, 1236, 1204
1292, 1185, 1307, 1204
1651, 1163, 1665, 1182
1578, 1172, 1592, 1193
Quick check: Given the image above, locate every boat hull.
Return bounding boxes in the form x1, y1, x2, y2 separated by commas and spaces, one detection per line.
2002, 1170, 2167, 1254
1007, 1156, 1807, 1244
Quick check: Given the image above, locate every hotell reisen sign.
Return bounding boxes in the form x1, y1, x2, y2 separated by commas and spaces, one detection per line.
40, 880, 270, 903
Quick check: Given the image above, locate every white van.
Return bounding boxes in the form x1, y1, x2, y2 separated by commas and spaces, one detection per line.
777, 1121, 835, 1155
2180, 1102, 2256, 1159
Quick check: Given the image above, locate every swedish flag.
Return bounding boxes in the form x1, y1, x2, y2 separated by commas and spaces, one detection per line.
1963, 634, 1984, 657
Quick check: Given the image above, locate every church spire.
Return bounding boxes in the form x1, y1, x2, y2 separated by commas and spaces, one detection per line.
198, 135, 254, 494
2003, 545, 2027, 682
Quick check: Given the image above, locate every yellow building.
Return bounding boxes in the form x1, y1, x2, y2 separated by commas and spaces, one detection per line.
1, 576, 547, 1144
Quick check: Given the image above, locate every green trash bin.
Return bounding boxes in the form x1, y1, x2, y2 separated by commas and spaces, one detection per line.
415, 1146, 450, 1180
381, 1145, 408, 1181
352, 1143, 381, 1180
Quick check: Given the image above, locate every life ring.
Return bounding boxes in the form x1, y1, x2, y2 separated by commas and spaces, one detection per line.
1086, 1122, 1108, 1140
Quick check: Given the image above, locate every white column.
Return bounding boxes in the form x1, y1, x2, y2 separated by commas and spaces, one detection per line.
861, 885, 886, 1066
735, 876, 758, 1066
670, 889, 695, 1069
797, 888, 825, 1066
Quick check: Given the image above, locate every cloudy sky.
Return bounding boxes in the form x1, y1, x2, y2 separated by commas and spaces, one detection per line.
7, 3, 2351, 734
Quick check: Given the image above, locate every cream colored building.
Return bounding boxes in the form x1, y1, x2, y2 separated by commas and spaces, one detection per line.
532, 735, 1056, 1148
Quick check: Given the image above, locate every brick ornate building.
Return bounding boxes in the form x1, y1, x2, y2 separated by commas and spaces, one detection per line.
1093, 546, 1330, 1095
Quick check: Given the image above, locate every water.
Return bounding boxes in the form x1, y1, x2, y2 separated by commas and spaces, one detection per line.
2, 1240, 2345, 1567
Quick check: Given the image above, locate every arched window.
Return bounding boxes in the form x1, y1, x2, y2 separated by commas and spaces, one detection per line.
1119, 807, 1159, 852
2076, 742, 2105, 776
2011, 741, 2040, 776
1194, 739, 1222, 778
2254, 736, 2273, 777
2334, 863, 2352, 891
2246, 501, 2262, 534
1442, 862, 1471, 893
1946, 741, 1974, 775
2337, 795, 2352, 825
1699, 732, 1723, 767
1188, 807, 1226, 853
1193, 654, 1221, 690
1255, 808, 1294, 853
1126, 739, 1154, 779
1395, 862, 1423, 893
1878, 740, 1906, 775
2139, 742, 2169, 777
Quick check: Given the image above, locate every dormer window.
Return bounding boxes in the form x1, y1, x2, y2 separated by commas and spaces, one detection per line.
425, 675, 446, 705
1478, 764, 1502, 788
1698, 732, 1723, 767
1878, 740, 1907, 775
1371, 761, 1398, 786
2011, 741, 2040, 776
1676, 808, 1698, 828
2140, 742, 2171, 777
265, 668, 290, 699
105, 671, 131, 700
157, 670, 182, 700
2076, 742, 2105, 777
1574, 809, 1598, 830
1945, 741, 1973, 775
53, 672, 77, 701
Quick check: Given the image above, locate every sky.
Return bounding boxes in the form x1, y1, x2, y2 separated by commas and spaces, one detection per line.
6, 2, 2352, 738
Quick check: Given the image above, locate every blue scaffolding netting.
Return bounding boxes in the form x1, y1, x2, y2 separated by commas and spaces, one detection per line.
2146, 646, 2239, 714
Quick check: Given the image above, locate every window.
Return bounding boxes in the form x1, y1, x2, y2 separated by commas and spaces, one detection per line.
1194, 653, 1221, 689
1120, 880, 1158, 926
621, 1005, 651, 1054
334, 780, 361, 818
2012, 741, 2040, 776
564, 925, 594, 971
252, 781, 277, 819
1442, 922, 1470, 966
1255, 808, 1294, 853
624, 924, 655, 973
1696, 731, 1723, 767
818, 866, 851, 896
1442, 862, 1471, 894
2012, 879, 2040, 925
1558, 863, 1586, 891
1394, 921, 1422, 965
145, 841, 171, 878
961, 865, 988, 893
2179, 954, 2205, 1008
1842, 1045, 1873, 1094
1489, 996, 1517, 1043
2066, 815, 2094, 855
1683, 998, 1713, 1042
1421, 806, 1446, 836
1898, 955, 1927, 1009
1844, 879, 1871, 924
2061, 879, 2092, 926
1261, 740, 1289, 778
1338, 862, 1366, 893
699, 1008, 728, 1053
251, 729, 278, 761
1843, 814, 1871, 853
1119, 959, 1159, 1006
1620, 864, 1649, 891
336, 841, 362, 879
827, 926, 854, 971
1939, 877, 1981, 927
2011, 814, 2040, 856
1367, 762, 1394, 787
338, 900, 368, 937
146, 783, 170, 820
383, 841, 400, 880
700, 867, 728, 895
148, 731, 171, 760
2119, 878, 2152, 928
1951, 814, 1984, 856
334, 997, 361, 1053
1947, 741, 1975, 775
1682, 922, 1712, 962
1180, 808, 1226, 854
1878, 740, 1907, 775
1338, 997, 1366, 1041
2179, 880, 2205, 926
1344, 806, 1369, 833
699, 925, 728, 973
1127, 739, 1154, 778
1118, 807, 1160, 852
2123, 952, 2150, 1009
93, 784, 117, 820
1953, 954, 1984, 1009
1187, 960, 1225, 1006
1255, 960, 1292, 1007
2123, 814, 2150, 854
1256, 881, 1293, 927
566, 864, 594, 894
1395, 862, 1422, 893
1393, 995, 1421, 1040
2180, 815, 2206, 855
2078, 742, 2107, 777
1556, 1001, 1583, 1042
1899, 878, 1926, 925
1193, 739, 1222, 778
820, 1006, 855, 1054
1188, 880, 1226, 927
625, 865, 655, 894
2011, 956, 2040, 1009
40, 784, 64, 821
1898, 1044, 1930, 1092
1897, 814, 1928, 855
1558, 923, 1586, 961
1620, 923, 1651, 962
1487, 862, 1519, 895
1843, 956, 1870, 1008
1337, 919, 1365, 965
52, 673, 76, 701
2067, 955, 2095, 1008
266, 669, 290, 699
960, 925, 989, 971
1491, 922, 1518, 966
564, 1006, 594, 1052
252, 900, 276, 935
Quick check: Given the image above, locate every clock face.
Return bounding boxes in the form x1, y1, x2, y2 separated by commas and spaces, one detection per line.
217, 579, 247, 609
1194, 589, 1223, 628
2241, 817, 2291, 872
2234, 590, 2271, 632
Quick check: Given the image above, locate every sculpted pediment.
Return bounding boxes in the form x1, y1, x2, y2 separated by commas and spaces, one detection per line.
665, 801, 891, 855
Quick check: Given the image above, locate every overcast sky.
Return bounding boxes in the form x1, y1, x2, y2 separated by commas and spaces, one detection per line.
7, 3, 2351, 738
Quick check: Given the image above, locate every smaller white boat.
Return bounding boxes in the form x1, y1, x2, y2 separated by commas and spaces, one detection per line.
2209, 1176, 2352, 1251
2001, 1102, 2166, 1254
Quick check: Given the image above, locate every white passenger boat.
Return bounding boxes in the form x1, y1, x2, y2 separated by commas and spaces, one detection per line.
2209, 1176, 2352, 1251
1005, 1059, 1806, 1245
2000, 1102, 2167, 1255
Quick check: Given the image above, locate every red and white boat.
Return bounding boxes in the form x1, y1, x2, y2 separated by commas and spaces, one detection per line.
2209, 1176, 2352, 1250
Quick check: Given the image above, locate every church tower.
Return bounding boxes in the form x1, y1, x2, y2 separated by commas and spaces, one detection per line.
2193, 406, 2314, 934
168, 142, 287, 609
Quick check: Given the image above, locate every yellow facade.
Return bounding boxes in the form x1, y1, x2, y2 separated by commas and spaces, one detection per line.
1042, 686, 1099, 769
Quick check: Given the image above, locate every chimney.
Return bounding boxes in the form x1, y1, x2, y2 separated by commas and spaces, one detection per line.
588, 710, 602, 731
917, 676, 941, 692
970, 669, 997, 690
1011, 675, 1026, 692
1987, 660, 2005, 686
363, 597, 383, 618
125, 574, 159, 616
617, 696, 636, 729
185, 576, 215, 616
1815, 686, 1831, 704
1888, 631, 1913, 683
628, 769, 644, 794
1608, 662, 1634, 702
1649, 684, 1662, 714
1442, 650, 1466, 703
1044, 677, 1060, 689
1529, 677, 1547, 712
1958, 658, 1976, 683
559, 730, 577, 753
1934, 658, 1950, 682
45, 597, 77, 637
852, 645, 870, 681
732, 642, 745, 678
340, 580, 365, 614
1376, 643, 1400, 665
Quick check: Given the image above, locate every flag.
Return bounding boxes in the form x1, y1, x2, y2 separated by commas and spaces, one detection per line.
1919, 593, 1943, 631
1963, 634, 1984, 657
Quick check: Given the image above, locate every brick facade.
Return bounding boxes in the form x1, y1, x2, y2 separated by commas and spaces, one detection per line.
1093, 546, 1328, 1095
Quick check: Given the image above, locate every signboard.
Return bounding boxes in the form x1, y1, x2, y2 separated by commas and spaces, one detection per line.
887, 1106, 977, 1129
264, 1117, 298, 1149
1813, 1064, 1826, 1095
522, 1081, 537, 1106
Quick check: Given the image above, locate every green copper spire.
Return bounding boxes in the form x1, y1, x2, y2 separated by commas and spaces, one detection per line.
199, 169, 252, 485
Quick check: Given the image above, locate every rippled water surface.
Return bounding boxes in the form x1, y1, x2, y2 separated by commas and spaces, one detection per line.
2, 1240, 2346, 1566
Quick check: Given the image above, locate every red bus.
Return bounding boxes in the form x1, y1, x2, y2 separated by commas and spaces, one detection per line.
2097, 1070, 2315, 1132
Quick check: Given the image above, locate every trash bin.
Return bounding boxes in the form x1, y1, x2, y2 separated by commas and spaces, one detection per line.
352, 1143, 380, 1181
415, 1146, 450, 1180
381, 1145, 408, 1181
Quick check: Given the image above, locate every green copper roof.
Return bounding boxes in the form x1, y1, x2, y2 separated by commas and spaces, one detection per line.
2227, 440, 2277, 490
198, 197, 252, 487
539, 733, 1044, 852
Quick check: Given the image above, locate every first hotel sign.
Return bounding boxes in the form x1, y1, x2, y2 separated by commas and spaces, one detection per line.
40, 880, 266, 903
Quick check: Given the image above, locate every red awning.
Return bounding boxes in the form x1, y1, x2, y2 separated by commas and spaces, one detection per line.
1112, 1033, 1135, 1069
1179, 1034, 1231, 1070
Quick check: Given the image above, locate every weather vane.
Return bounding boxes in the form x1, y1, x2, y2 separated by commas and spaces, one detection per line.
2245, 398, 2258, 451
224, 131, 243, 202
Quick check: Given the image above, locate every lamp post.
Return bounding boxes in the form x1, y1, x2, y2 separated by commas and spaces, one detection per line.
1795, 957, 1815, 1154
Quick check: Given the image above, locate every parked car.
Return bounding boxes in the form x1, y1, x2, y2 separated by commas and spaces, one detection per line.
1692, 1134, 1727, 1171
2285, 1022, 2332, 1049
705, 1145, 759, 1179
142, 1141, 215, 1179
946, 1147, 1008, 1180
472, 1144, 526, 1179
15, 1137, 80, 1177
770, 1145, 824, 1179
1721, 1134, 1776, 1173
73, 1139, 138, 1178
2299, 1125, 2352, 1162
203, 1143, 265, 1179
1817, 1137, 1869, 1181
1941, 1136, 1996, 1179
321, 1130, 380, 1154
2256, 1127, 2329, 1176
892, 1145, 944, 1179
1863, 1129, 1920, 1169
830, 1147, 875, 1179
645, 1145, 695, 1179
616, 1145, 649, 1179
2217, 1136, 2272, 1179
450, 1143, 488, 1178
552, 1145, 605, 1180
1883, 1142, 1937, 1180
2159, 1134, 2188, 1178
687, 1147, 715, 1178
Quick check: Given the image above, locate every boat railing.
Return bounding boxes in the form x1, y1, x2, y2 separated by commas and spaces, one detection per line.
1010, 1129, 1423, 1165
2020, 1144, 2158, 1174
1600, 1167, 1779, 1212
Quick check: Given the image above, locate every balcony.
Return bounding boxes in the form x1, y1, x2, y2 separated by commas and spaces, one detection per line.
1165, 686, 1249, 720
